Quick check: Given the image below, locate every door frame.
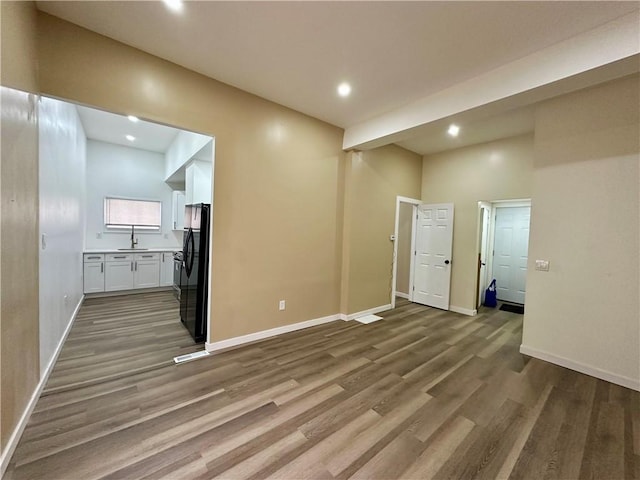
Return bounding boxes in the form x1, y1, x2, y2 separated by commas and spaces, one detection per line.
477, 198, 531, 308
206, 138, 216, 345
391, 195, 422, 309
476, 201, 492, 308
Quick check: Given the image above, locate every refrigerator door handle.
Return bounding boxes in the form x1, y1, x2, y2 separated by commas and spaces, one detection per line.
188, 229, 195, 276
182, 231, 189, 270
184, 228, 195, 277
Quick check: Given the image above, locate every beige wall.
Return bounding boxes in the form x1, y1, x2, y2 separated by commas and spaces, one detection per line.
0, 1, 39, 92
0, 2, 40, 456
396, 202, 414, 295
36, 13, 346, 341
523, 75, 640, 387
344, 145, 422, 314
421, 134, 534, 311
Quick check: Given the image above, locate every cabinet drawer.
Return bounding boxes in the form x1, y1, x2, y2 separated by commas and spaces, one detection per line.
106, 253, 133, 262
134, 252, 160, 261
84, 253, 105, 262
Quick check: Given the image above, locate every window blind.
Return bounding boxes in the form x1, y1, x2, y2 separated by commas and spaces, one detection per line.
104, 197, 162, 228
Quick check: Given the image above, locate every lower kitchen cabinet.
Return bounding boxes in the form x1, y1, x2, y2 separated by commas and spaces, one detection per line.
83, 254, 105, 293
84, 250, 177, 294
134, 253, 160, 288
105, 255, 135, 291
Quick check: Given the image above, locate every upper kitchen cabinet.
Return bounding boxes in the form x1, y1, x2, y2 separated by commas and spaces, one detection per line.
172, 190, 185, 230
164, 131, 213, 206
185, 160, 212, 205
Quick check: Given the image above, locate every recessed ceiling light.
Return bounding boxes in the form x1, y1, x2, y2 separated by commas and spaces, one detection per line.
337, 82, 352, 98
163, 0, 183, 12
126, 135, 136, 142
447, 124, 460, 137
127, 115, 139, 123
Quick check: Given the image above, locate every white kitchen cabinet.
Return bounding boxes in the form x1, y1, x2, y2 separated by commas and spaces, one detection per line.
134, 253, 160, 289
84, 250, 176, 294
105, 254, 135, 291
160, 251, 175, 287
83, 254, 105, 293
172, 191, 185, 230
185, 160, 212, 205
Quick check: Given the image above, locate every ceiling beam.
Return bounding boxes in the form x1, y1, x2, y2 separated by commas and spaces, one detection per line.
343, 12, 640, 151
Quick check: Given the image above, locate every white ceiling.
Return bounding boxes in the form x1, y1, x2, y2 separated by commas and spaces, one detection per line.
39, 1, 639, 155
76, 105, 181, 153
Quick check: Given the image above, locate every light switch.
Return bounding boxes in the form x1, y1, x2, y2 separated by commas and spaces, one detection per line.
535, 259, 550, 271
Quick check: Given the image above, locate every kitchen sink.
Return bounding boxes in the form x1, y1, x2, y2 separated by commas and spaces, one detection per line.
117, 248, 149, 251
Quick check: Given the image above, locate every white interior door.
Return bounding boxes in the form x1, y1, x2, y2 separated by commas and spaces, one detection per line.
492, 206, 530, 304
411, 203, 454, 310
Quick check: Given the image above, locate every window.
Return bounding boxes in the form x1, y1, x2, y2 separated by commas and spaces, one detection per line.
104, 197, 162, 230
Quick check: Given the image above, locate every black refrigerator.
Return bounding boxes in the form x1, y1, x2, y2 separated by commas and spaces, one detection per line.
180, 203, 210, 343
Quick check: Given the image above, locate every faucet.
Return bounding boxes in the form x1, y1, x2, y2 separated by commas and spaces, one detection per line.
130, 225, 138, 249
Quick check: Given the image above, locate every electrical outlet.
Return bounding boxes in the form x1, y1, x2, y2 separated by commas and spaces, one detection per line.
279, 300, 286, 311
96, 232, 102, 239
535, 259, 550, 271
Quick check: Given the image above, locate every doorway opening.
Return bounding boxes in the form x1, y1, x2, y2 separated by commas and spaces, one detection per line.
37, 95, 217, 381
476, 199, 531, 309
392, 197, 455, 312
391, 196, 421, 309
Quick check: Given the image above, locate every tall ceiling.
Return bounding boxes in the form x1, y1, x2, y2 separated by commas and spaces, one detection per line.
76, 105, 181, 153
37, 1, 639, 155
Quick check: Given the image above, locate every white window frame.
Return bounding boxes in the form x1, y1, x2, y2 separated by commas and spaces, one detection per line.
103, 196, 162, 232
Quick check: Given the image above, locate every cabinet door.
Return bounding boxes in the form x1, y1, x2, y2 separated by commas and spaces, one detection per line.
186, 161, 212, 205
160, 252, 174, 286
134, 260, 160, 289
83, 262, 105, 293
105, 261, 134, 291
172, 191, 185, 230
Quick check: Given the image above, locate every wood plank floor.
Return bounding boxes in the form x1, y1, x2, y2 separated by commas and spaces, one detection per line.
5, 292, 639, 479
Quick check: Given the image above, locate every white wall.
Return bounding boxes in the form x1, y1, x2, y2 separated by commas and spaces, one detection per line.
522, 75, 639, 390
38, 97, 86, 374
86, 140, 183, 249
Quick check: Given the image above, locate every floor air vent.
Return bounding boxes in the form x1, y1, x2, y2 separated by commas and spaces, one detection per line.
174, 350, 210, 364
355, 314, 383, 324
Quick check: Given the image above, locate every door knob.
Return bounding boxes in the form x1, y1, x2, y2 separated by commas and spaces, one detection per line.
445, 260, 450, 265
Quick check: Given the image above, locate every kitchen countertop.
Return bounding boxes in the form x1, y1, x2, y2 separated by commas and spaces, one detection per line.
84, 247, 182, 254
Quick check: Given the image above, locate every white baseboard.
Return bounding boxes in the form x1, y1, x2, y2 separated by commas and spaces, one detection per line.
449, 305, 477, 316
206, 313, 341, 353
339, 303, 393, 321
520, 344, 640, 392
206, 303, 395, 353
0, 295, 85, 477
395, 291, 409, 300
40, 295, 84, 380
